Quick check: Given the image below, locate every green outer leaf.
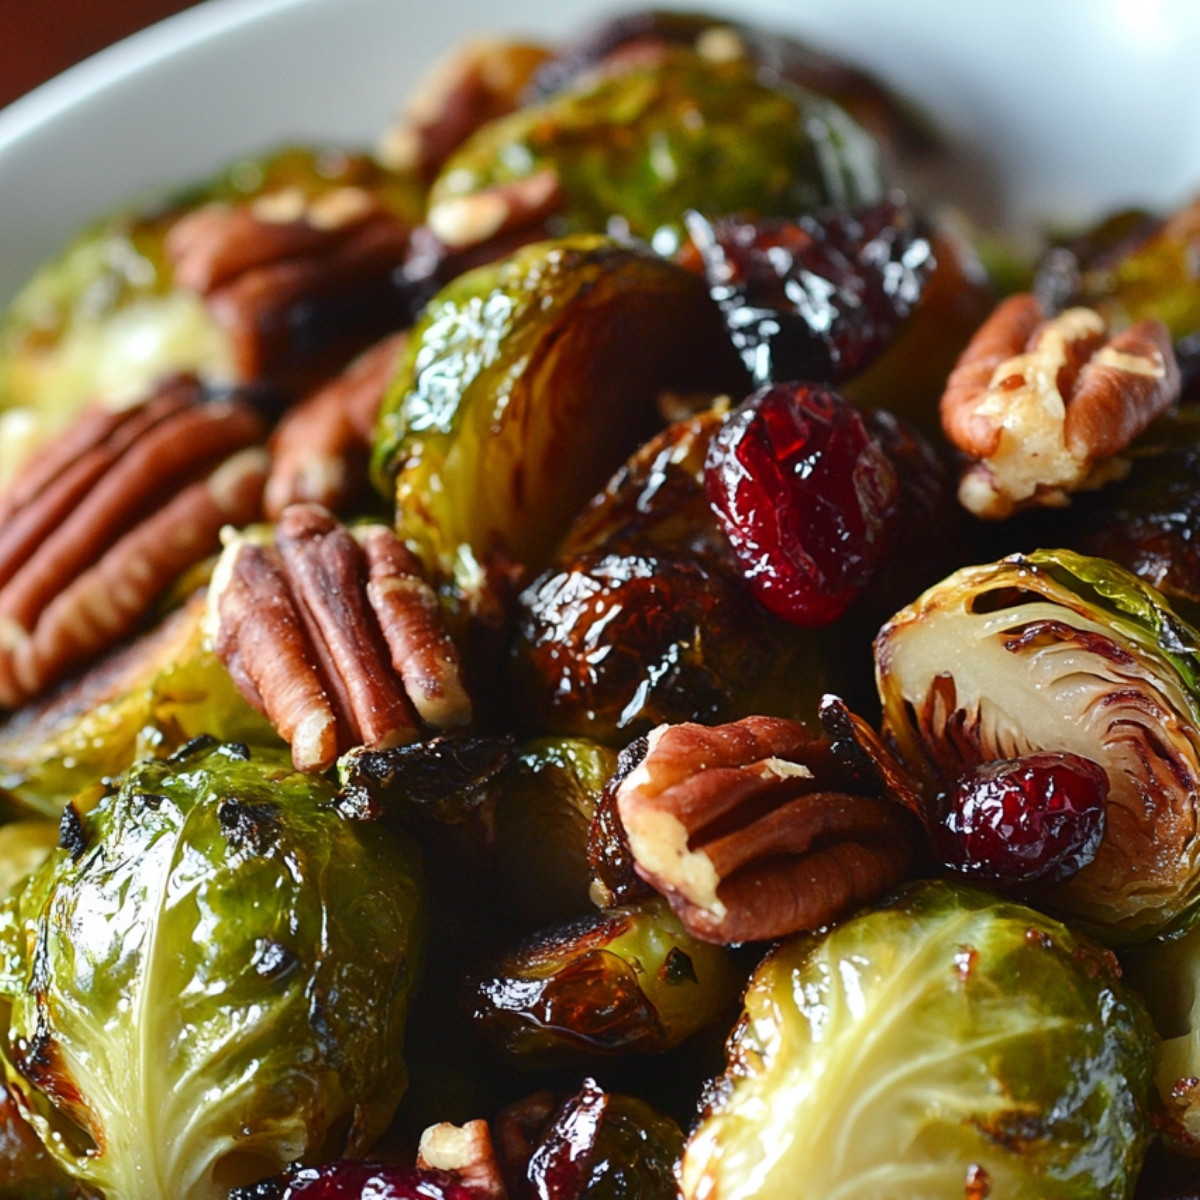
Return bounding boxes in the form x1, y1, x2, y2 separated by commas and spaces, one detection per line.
681, 879, 1157, 1200
1026, 548, 1200, 692
0, 743, 423, 1200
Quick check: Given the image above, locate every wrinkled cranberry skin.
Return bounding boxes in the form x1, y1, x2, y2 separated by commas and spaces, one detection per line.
937, 753, 1109, 886
704, 383, 898, 626
230, 1163, 481, 1200
686, 199, 934, 387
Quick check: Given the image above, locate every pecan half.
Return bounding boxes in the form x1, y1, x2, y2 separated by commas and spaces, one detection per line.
0, 375, 268, 708
264, 331, 406, 519
209, 502, 472, 772
941, 294, 1180, 518
612, 714, 920, 943
378, 38, 552, 180
426, 169, 563, 252
166, 188, 412, 392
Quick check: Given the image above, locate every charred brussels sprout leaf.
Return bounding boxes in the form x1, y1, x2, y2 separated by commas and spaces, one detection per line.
372, 234, 746, 589
468, 896, 739, 1062
680, 879, 1156, 1200
527, 10, 937, 169
513, 549, 826, 742
875, 549, 1200, 941
0, 742, 423, 1200
428, 47, 882, 249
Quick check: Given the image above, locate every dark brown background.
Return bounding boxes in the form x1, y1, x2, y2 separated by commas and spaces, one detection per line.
0, 0, 202, 110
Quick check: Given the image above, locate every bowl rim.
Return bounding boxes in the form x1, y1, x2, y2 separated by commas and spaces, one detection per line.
0, 0, 298, 156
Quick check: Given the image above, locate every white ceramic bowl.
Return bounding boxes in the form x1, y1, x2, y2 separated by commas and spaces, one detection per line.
2, 0, 1200, 310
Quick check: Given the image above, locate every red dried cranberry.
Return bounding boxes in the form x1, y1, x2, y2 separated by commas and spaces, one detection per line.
230, 1163, 482, 1200
936, 753, 1109, 885
685, 199, 933, 387
704, 383, 898, 626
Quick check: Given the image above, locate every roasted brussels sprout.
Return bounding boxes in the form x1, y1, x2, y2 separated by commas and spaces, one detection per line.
426, 46, 882, 252
1035, 195, 1200, 342
0, 741, 423, 1200
372, 235, 746, 592
0, 146, 423, 479
876, 549, 1200, 941
485, 737, 618, 927
1060, 407, 1200, 616
680, 879, 1157, 1200
511, 406, 837, 741
527, 10, 937, 170
1126, 922, 1200, 1156
468, 896, 740, 1062
0, 595, 279, 818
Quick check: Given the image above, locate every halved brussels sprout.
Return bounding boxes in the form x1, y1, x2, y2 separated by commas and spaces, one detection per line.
680, 879, 1156, 1200
0, 741, 423, 1200
371, 234, 746, 591
875, 549, 1200, 941
428, 47, 882, 250
468, 896, 740, 1062
0, 594, 279, 819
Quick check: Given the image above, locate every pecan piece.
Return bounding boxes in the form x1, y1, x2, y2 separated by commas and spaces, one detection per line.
419, 1120, 507, 1200
378, 38, 552, 180
264, 332, 406, 519
941, 293, 1180, 518
166, 187, 413, 392
612, 714, 920, 943
426, 169, 563, 252
0, 375, 268, 708
209, 502, 472, 772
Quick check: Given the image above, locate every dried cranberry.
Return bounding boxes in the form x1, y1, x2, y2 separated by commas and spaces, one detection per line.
685, 199, 933, 387
936, 753, 1109, 885
704, 383, 898, 626
230, 1163, 482, 1200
